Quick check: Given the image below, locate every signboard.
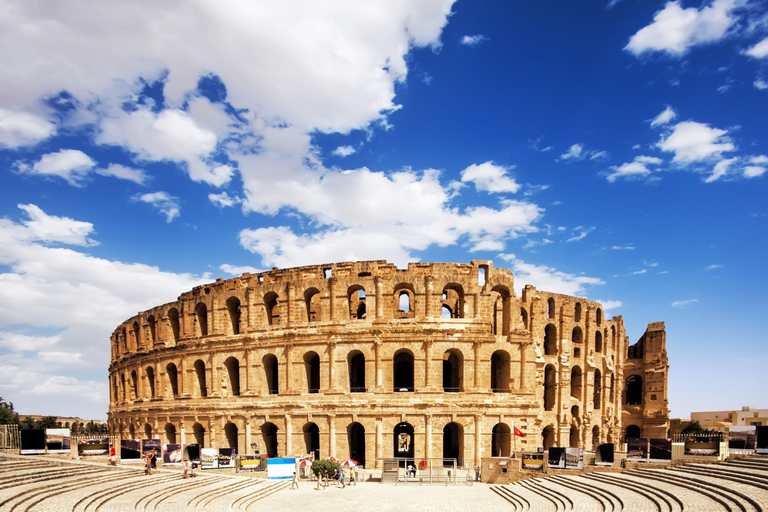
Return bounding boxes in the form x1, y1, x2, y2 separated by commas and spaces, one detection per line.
238, 455, 262, 472
163, 443, 184, 466
595, 443, 614, 465
266, 457, 296, 479
756, 426, 768, 455
649, 438, 672, 462
684, 436, 720, 456
218, 448, 236, 468
201, 448, 218, 469
78, 438, 109, 456
547, 447, 566, 469
627, 438, 649, 461
185, 443, 201, 463
521, 452, 544, 470
565, 448, 583, 469
121, 439, 142, 460
729, 426, 756, 453
45, 428, 71, 454
20, 429, 46, 455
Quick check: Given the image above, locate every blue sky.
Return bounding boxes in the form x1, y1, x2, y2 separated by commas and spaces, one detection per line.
1, 0, 767, 420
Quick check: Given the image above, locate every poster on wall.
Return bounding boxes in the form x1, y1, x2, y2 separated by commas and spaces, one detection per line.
728, 426, 756, 453
684, 436, 720, 456
238, 455, 261, 472
266, 457, 295, 479
547, 447, 566, 469
218, 448, 236, 468
521, 453, 544, 470
201, 448, 218, 469
121, 439, 142, 460
649, 438, 672, 462
20, 429, 46, 455
78, 437, 109, 456
142, 439, 162, 458
565, 448, 583, 469
45, 428, 71, 454
626, 438, 649, 461
184, 444, 201, 463
595, 443, 614, 465
756, 426, 768, 455
163, 444, 184, 466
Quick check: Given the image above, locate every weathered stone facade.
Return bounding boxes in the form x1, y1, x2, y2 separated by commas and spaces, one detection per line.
108, 260, 669, 467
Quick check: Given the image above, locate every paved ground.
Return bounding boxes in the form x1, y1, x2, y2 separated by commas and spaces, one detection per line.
1, 453, 767, 511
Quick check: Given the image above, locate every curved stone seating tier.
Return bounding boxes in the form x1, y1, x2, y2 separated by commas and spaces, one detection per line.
582, 472, 682, 512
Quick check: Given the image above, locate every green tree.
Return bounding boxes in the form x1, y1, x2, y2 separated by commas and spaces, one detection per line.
0, 397, 20, 425
36, 416, 59, 429
20, 416, 36, 430
680, 420, 706, 435
310, 459, 340, 479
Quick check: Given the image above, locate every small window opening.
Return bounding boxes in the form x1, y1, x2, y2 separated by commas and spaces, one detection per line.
478, 266, 487, 286
324, 268, 332, 279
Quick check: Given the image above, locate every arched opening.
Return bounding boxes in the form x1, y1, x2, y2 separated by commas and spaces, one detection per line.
129, 424, 136, 440
491, 350, 510, 392
348, 422, 366, 467
394, 422, 414, 458
224, 423, 238, 452
570, 366, 582, 399
609, 373, 615, 402
443, 422, 463, 466
194, 359, 208, 397
442, 349, 463, 392
547, 297, 555, 319
263, 354, 279, 394
593, 369, 602, 409
147, 315, 156, 345
168, 308, 180, 344
348, 286, 366, 320
193, 423, 205, 447
592, 426, 600, 449
264, 292, 279, 326
544, 324, 557, 355
596, 308, 603, 326
398, 291, 410, 312
166, 363, 178, 397
121, 327, 127, 353
261, 423, 278, 457
625, 375, 642, 405
303, 423, 320, 460
572, 326, 583, 344
575, 302, 582, 322
146, 367, 155, 398
611, 325, 617, 351
120, 373, 126, 402
544, 364, 556, 411
569, 426, 579, 448
195, 303, 208, 336
441, 284, 464, 318
625, 424, 641, 440
132, 321, 140, 350
491, 286, 511, 335
226, 297, 241, 335
441, 305, 452, 318
304, 351, 320, 393
492, 423, 511, 457
542, 425, 555, 450
571, 405, 580, 421
304, 288, 320, 322
348, 351, 365, 393
520, 308, 528, 330
165, 423, 177, 444
224, 356, 241, 396
144, 423, 152, 439
595, 331, 603, 353
393, 350, 414, 392
130, 370, 138, 400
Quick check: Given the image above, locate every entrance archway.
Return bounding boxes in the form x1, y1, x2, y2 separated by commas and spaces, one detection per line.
491, 423, 511, 457
304, 423, 320, 460
348, 422, 366, 467
443, 422, 463, 466
262, 423, 278, 457
393, 422, 414, 458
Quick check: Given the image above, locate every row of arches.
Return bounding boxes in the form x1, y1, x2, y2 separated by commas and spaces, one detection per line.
543, 364, 623, 412
547, 298, 603, 326
542, 324, 618, 356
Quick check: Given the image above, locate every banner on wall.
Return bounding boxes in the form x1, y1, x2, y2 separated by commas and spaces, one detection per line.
184, 443, 201, 463
218, 448, 236, 468
595, 443, 614, 465
121, 439, 142, 460
45, 428, 71, 454
266, 457, 295, 479
565, 448, 583, 469
238, 455, 262, 472
626, 438, 649, 461
163, 444, 184, 466
20, 429, 46, 455
547, 447, 566, 469
684, 436, 720, 456
649, 438, 672, 462
201, 448, 218, 469
728, 426, 756, 453
756, 426, 768, 455
521, 453, 544, 470
78, 437, 109, 456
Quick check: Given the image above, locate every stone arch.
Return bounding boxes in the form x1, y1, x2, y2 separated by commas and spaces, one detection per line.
224, 422, 239, 452
596, 307, 603, 326
347, 350, 366, 393
226, 297, 241, 335
520, 307, 528, 330
443, 422, 464, 466
303, 422, 320, 460
592, 425, 600, 449
442, 348, 463, 392
572, 326, 583, 344
608, 372, 615, 402
347, 422, 366, 466
130, 369, 138, 401
194, 359, 208, 397
393, 349, 415, 392
570, 366, 582, 399
593, 369, 602, 409
625, 424, 641, 440
167, 307, 180, 344
544, 364, 556, 411
595, 331, 603, 353
193, 422, 205, 447
490, 285, 511, 335
547, 297, 555, 319
165, 423, 177, 444
393, 283, 415, 318
625, 375, 642, 405
120, 373, 126, 402
304, 287, 321, 322
611, 325, 617, 351
147, 315, 156, 345
224, 356, 241, 396
569, 425, 579, 448
542, 424, 556, 450
491, 423, 511, 457
129, 423, 136, 440
261, 422, 278, 457
132, 321, 140, 351
166, 363, 178, 397
144, 423, 152, 439
544, 324, 557, 355
348, 285, 366, 320
264, 292, 279, 326
441, 283, 464, 318
194, 302, 208, 337
263, 353, 279, 394
304, 351, 320, 393
393, 422, 414, 458
575, 302, 582, 322
491, 350, 510, 392
145, 366, 155, 399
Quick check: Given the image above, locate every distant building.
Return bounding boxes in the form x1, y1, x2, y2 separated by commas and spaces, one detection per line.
691, 406, 767, 429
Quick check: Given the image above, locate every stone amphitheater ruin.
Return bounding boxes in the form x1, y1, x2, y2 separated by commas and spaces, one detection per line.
108, 260, 669, 468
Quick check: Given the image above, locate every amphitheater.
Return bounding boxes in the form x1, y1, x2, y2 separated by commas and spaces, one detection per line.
1, 453, 767, 511
108, 260, 669, 466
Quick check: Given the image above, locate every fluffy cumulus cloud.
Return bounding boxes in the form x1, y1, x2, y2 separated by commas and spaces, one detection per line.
558, 143, 607, 161
133, 191, 181, 222
17, 149, 96, 186
626, 0, 739, 56
0, 109, 56, 148
332, 145, 356, 157
95, 163, 148, 185
657, 121, 734, 164
460, 161, 521, 193
0, 204, 209, 417
219, 263, 261, 276
745, 36, 768, 58
498, 254, 605, 297
605, 156, 663, 182
460, 34, 488, 46
650, 106, 677, 127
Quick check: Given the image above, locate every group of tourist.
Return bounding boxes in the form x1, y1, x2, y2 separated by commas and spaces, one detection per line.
312, 468, 357, 490
142, 449, 158, 475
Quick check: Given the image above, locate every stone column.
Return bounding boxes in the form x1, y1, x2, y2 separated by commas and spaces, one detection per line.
245, 349, 252, 395
245, 417, 252, 455
425, 415, 432, 459
180, 419, 186, 446
375, 420, 382, 467
424, 340, 433, 389
284, 344, 293, 393
285, 414, 292, 456
286, 282, 294, 326
375, 276, 383, 319
519, 343, 527, 391
328, 277, 336, 321
329, 415, 336, 458
473, 341, 481, 390
473, 292, 479, 318
474, 415, 482, 466
424, 276, 433, 318
374, 338, 382, 390
328, 340, 336, 392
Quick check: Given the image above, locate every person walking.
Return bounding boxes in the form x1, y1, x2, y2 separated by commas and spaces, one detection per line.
144, 453, 152, 475
337, 469, 345, 488
182, 458, 190, 478
150, 449, 158, 469
291, 471, 299, 490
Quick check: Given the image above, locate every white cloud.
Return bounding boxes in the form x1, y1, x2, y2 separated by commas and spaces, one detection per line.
498, 254, 605, 297
208, 191, 241, 208
630, 269, 647, 275
560, 144, 584, 160
460, 161, 521, 193
589, 150, 609, 160
745, 36, 768, 58
595, 300, 623, 312
0, 109, 56, 148
460, 35, 488, 46
704, 264, 723, 271
19, 149, 96, 186
133, 191, 181, 222
704, 156, 738, 183
611, 245, 636, 250
606, 155, 663, 182
625, 0, 738, 56
657, 121, 734, 164
332, 145, 356, 157
650, 106, 677, 127
219, 263, 261, 276
672, 298, 699, 308
16, 204, 98, 246
743, 165, 767, 178
755, 79, 768, 90
0, 332, 61, 352
95, 163, 148, 185
566, 226, 596, 243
